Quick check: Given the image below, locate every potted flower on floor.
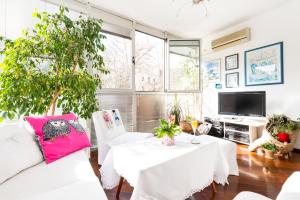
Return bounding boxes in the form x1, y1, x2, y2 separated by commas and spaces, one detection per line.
262, 143, 277, 159
154, 119, 181, 146
266, 115, 298, 158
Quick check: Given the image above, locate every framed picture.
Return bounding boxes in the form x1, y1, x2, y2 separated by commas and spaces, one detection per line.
226, 72, 239, 88
204, 59, 221, 82
225, 53, 239, 70
245, 42, 284, 86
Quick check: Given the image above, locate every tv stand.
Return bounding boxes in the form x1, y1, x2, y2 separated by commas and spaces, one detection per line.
205, 117, 266, 145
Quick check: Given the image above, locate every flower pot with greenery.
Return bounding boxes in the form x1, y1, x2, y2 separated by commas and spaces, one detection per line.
265, 115, 298, 156
154, 119, 181, 146
168, 94, 182, 125
262, 143, 277, 159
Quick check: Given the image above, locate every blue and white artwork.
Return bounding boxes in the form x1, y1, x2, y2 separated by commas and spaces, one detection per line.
205, 59, 221, 82
245, 42, 283, 86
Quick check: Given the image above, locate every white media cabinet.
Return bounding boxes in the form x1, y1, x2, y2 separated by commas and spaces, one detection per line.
219, 118, 266, 145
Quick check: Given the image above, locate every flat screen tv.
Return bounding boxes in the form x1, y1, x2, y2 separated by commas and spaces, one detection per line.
218, 91, 266, 117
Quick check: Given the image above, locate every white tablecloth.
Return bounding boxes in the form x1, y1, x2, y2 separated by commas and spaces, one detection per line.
101, 136, 230, 200
176, 133, 239, 176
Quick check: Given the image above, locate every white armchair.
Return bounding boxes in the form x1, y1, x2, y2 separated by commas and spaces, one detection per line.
234, 172, 300, 200
92, 109, 153, 165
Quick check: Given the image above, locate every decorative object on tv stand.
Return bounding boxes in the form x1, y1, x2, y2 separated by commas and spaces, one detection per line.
249, 114, 299, 159
204, 59, 221, 82
154, 119, 181, 146
168, 94, 183, 125
225, 53, 239, 71
226, 72, 239, 88
0, 7, 108, 120
245, 42, 284, 86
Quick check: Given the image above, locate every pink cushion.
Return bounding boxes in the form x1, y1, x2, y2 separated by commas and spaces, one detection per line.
25, 113, 90, 164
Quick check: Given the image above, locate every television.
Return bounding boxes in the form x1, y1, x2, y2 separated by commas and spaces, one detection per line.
218, 91, 266, 117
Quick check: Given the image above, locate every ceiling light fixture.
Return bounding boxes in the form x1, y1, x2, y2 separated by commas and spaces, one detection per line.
174, 0, 210, 17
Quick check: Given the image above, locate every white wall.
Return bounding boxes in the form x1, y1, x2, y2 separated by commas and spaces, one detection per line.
201, 0, 300, 148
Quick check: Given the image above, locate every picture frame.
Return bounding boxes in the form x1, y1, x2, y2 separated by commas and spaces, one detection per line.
204, 58, 221, 82
225, 53, 239, 71
245, 42, 284, 86
226, 72, 239, 88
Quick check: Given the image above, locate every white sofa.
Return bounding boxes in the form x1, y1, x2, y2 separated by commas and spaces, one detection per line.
234, 171, 300, 200
0, 122, 107, 200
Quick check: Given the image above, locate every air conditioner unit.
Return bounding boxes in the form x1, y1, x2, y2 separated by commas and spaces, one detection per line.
211, 28, 251, 51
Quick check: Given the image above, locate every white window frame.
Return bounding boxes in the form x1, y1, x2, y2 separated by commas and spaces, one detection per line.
167, 39, 201, 93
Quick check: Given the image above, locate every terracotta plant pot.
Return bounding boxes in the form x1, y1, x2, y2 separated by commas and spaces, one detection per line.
264, 149, 274, 159
161, 135, 175, 146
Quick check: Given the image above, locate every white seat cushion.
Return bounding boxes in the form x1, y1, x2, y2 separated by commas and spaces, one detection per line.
0, 150, 107, 200
277, 172, 300, 200
234, 191, 272, 200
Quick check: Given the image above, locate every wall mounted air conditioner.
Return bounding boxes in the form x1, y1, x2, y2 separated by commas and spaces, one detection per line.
211, 28, 251, 51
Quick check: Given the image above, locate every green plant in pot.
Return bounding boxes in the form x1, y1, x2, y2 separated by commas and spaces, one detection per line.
266, 115, 298, 143
262, 143, 277, 159
0, 7, 108, 121
154, 119, 181, 146
168, 94, 182, 125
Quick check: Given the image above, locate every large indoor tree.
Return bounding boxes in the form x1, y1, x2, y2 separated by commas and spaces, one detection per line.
0, 7, 108, 121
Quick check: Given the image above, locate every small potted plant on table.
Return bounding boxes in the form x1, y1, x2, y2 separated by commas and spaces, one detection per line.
262, 143, 277, 159
154, 119, 181, 146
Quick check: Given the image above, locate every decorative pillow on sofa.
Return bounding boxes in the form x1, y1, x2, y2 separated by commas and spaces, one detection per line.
0, 123, 44, 184
25, 113, 90, 164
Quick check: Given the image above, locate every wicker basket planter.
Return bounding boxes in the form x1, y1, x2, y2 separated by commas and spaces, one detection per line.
180, 121, 193, 133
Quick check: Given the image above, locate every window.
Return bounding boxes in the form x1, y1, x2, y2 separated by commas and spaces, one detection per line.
100, 32, 132, 89
169, 40, 200, 91
167, 93, 201, 119
97, 94, 134, 131
135, 31, 165, 91
136, 94, 166, 132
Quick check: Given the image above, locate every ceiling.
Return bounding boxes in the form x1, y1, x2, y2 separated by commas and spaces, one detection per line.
89, 0, 288, 38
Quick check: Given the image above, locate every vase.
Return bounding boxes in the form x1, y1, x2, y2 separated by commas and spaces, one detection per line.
264, 149, 274, 159
162, 135, 175, 146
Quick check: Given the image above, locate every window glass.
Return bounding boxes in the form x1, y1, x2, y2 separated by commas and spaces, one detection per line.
136, 94, 166, 133
169, 40, 200, 91
135, 31, 164, 91
167, 93, 201, 120
100, 32, 132, 89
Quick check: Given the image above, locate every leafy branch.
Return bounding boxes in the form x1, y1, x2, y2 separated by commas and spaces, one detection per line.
0, 7, 109, 119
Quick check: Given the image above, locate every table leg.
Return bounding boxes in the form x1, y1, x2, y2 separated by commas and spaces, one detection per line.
116, 176, 124, 199
211, 181, 217, 193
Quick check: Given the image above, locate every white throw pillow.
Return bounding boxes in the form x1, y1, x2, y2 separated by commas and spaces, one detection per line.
0, 123, 43, 184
